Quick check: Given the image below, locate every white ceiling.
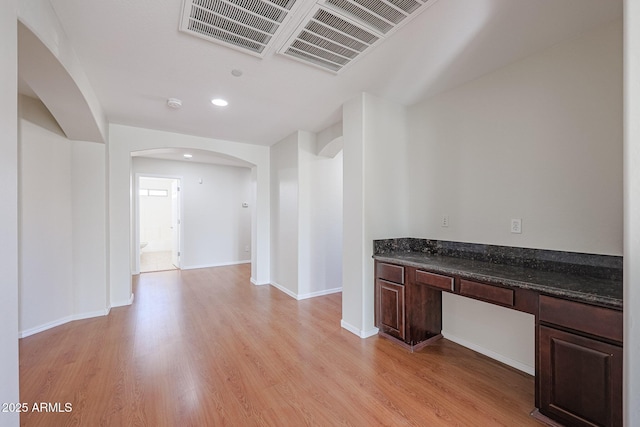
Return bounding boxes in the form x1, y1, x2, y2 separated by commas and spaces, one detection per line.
40, 0, 621, 147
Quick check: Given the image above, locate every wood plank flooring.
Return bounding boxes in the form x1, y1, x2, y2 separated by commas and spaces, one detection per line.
19, 264, 542, 426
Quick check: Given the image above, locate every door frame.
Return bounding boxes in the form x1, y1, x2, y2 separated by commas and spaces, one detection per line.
133, 173, 183, 274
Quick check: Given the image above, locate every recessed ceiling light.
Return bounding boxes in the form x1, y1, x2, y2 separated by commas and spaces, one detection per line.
211, 98, 228, 107
183, 153, 193, 159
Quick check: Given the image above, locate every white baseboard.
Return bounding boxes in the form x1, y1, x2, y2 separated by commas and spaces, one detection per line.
270, 282, 342, 301
182, 260, 250, 270
269, 281, 298, 299
111, 293, 134, 308
340, 319, 379, 338
442, 331, 535, 376
297, 287, 342, 300
250, 277, 270, 286
19, 308, 110, 338
72, 308, 111, 321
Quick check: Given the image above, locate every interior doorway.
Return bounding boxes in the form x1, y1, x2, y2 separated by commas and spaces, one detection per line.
138, 176, 181, 273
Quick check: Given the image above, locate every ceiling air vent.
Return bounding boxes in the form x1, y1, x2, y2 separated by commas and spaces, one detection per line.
180, 0, 298, 56
278, 0, 437, 73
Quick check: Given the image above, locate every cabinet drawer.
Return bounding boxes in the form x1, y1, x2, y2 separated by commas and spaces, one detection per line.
415, 270, 454, 291
459, 279, 514, 307
539, 295, 623, 343
376, 262, 404, 284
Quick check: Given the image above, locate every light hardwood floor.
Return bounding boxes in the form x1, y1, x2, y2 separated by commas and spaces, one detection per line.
19, 264, 542, 426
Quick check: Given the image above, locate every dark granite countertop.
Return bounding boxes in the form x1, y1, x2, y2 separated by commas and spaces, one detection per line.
373, 241, 623, 310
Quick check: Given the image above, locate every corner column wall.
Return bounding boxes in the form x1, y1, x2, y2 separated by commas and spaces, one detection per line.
624, 1, 640, 425
342, 93, 409, 337
0, 1, 20, 425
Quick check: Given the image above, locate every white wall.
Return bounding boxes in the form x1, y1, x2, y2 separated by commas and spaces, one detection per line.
71, 141, 108, 318
408, 20, 622, 254
19, 95, 108, 337
299, 137, 343, 298
406, 20, 622, 373
133, 158, 252, 269
0, 1, 20, 425
108, 124, 271, 307
271, 130, 343, 300
342, 93, 409, 337
624, 1, 640, 424
19, 97, 74, 334
270, 133, 300, 296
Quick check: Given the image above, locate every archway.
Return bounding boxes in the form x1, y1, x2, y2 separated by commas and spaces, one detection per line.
130, 148, 257, 276
107, 124, 271, 307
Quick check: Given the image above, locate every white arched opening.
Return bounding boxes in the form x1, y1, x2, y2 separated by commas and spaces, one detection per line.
108, 124, 271, 308
130, 148, 256, 275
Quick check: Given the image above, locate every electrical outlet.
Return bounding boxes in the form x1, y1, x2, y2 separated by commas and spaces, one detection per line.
244, 245, 250, 252
511, 218, 522, 234
441, 215, 449, 227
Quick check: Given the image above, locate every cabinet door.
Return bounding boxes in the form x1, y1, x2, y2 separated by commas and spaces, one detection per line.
539, 325, 622, 427
377, 279, 405, 340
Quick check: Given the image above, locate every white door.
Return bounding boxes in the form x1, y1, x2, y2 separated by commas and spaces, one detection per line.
171, 180, 181, 268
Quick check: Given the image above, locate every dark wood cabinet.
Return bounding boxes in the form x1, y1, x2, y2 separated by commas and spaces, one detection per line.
377, 279, 405, 340
375, 262, 442, 350
374, 260, 623, 427
405, 271, 442, 347
375, 262, 406, 341
538, 326, 622, 426
537, 296, 623, 427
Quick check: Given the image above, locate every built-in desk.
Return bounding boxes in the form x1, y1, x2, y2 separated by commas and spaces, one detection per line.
373, 238, 623, 427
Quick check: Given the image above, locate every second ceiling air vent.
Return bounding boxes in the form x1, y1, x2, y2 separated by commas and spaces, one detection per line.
279, 0, 437, 73
180, 0, 298, 56
282, 8, 379, 72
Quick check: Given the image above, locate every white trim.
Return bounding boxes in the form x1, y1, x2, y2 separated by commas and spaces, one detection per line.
72, 308, 111, 321
111, 293, 135, 308
250, 277, 270, 286
181, 260, 250, 270
442, 331, 535, 376
269, 282, 343, 300
297, 287, 342, 300
20, 316, 73, 338
269, 281, 298, 299
19, 308, 110, 338
340, 319, 379, 338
